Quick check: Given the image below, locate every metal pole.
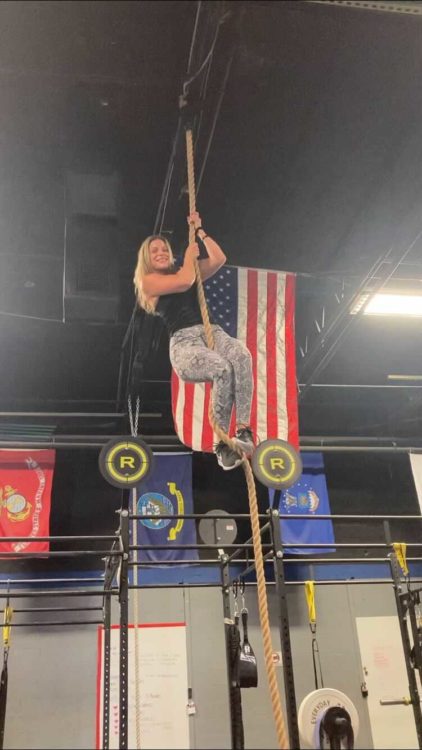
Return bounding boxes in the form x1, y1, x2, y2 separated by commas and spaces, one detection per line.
102, 600, 111, 750
119, 499, 130, 750
407, 599, 422, 687
220, 553, 236, 750
384, 521, 422, 749
269, 509, 300, 749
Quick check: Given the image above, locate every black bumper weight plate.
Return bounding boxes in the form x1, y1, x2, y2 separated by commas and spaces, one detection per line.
251, 439, 302, 490
198, 510, 238, 546
99, 437, 153, 489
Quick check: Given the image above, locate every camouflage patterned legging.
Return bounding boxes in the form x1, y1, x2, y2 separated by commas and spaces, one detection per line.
170, 324, 253, 433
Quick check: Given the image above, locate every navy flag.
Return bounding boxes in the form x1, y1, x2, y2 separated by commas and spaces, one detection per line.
269, 452, 335, 554
133, 453, 198, 563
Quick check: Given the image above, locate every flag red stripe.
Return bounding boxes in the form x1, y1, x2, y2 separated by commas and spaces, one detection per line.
171, 371, 180, 437
229, 409, 236, 437
266, 273, 278, 438
285, 274, 299, 448
183, 382, 195, 448
246, 270, 258, 437
201, 383, 214, 451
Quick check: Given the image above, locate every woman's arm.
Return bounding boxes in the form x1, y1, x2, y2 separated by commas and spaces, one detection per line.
140, 243, 199, 297
188, 211, 227, 281
197, 229, 227, 281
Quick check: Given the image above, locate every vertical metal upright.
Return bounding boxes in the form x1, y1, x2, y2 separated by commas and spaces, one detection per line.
407, 596, 422, 688
220, 553, 236, 750
119, 496, 130, 750
102, 540, 121, 750
102, 581, 112, 749
384, 521, 422, 749
269, 508, 300, 749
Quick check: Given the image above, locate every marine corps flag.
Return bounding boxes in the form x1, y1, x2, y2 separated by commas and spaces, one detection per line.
133, 453, 198, 563
0, 450, 55, 553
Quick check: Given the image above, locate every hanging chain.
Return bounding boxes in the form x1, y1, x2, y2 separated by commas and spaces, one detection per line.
128, 395, 140, 437
311, 633, 324, 690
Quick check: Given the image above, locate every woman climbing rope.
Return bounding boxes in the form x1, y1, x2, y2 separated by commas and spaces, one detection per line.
133, 210, 254, 470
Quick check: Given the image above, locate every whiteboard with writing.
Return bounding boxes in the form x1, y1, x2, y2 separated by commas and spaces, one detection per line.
96, 623, 190, 749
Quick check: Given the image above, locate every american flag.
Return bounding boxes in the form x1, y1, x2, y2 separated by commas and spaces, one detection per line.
171, 265, 298, 452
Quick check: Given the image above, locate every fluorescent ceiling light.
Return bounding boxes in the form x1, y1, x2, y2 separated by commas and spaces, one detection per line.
350, 293, 422, 317
388, 374, 422, 381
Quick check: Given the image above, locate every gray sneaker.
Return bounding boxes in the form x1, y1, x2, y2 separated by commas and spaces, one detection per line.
215, 441, 244, 471
234, 426, 255, 455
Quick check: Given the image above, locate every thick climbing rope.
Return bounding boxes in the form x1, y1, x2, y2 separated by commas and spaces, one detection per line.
185, 129, 289, 750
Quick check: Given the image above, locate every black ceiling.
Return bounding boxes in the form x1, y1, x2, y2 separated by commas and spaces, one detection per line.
0, 0, 422, 440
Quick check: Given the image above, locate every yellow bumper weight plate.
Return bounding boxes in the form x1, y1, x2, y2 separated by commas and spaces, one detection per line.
99, 437, 153, 489
251, 439, 302, 490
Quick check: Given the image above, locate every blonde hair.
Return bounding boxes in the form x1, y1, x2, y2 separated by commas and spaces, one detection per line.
133, 235, 175, 314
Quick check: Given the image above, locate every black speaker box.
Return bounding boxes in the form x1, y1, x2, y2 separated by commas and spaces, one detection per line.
0, 254, 63, 320
63, 215, 119, 323
65, 172, 118, 218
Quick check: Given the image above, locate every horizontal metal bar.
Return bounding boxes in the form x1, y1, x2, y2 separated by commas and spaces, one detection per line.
0, 589, 118, 598
0, 412, 127, 418
280, 542, 422, 548
277, 514, 422, 521
130, 513, 269, 520
0, 606, 103, 613
0, 550, 122, 558
128, 379, 422, 390
0, 434, 177, 442
227, 522, 272, 563
129, 583, 223, 589
300, 446, 422, 453
300, 435, 422, 445
0, 620, 103, 627
0, 535, 117, 542
299, 384, 422, 390
280, 557, 422, 564
283, 579, 422, 586
131, 513, 422, 522
0, 439, 420, 452
130, 543, 272, 551
0, 577, 105, 585
0, 440, 188, 450
129, 579, 422, 589
0, 440, 106, 449
240, 550, 274, 579
130, 556, 422, 566
130, 559, 252, 566
379, 699, 413, 706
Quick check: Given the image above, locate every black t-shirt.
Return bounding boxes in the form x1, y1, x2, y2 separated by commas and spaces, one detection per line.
155, 284, 211, 336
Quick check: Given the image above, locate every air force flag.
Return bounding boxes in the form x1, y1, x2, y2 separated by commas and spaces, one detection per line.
269, 452, 335, 554
134, 453, 198, 563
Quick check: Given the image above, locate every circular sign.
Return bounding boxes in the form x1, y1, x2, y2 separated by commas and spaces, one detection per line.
298, 688, 359, 749
99, 437, 153, 489
251, 439, 302, 490
137, 493, 173, 529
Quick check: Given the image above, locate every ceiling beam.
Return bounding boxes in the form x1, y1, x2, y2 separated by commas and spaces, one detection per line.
309, 1, 422, 16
